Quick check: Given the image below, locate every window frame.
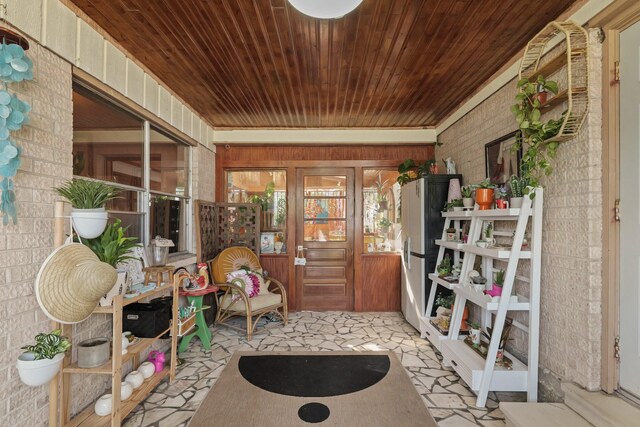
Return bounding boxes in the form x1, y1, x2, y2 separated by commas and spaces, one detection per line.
72, 82, 193, 255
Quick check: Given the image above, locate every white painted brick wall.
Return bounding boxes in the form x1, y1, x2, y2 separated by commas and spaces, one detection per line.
436, 30, 603, 391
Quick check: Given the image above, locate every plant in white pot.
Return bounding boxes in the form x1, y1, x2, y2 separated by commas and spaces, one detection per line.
17, 329, 70, 387
509, 175, 528, 209
82, 219, 140, 306
54, 179, 120, 238
461, 185, 474, 208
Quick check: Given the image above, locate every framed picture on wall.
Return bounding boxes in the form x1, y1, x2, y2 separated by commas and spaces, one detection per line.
485, 131, 522, 186
260, 232, 275, 254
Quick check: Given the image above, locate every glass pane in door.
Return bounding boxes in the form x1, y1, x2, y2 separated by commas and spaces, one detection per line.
303, 175, 347, 242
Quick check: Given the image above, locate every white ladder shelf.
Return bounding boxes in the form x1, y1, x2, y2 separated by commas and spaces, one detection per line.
429, 189, 542, 408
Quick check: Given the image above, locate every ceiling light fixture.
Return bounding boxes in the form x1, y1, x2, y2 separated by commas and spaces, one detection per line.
287, 0, 363, 19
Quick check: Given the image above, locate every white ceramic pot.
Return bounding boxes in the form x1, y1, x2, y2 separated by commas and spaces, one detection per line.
510, 197, 523, 209
100, 271, 128, 306
125, 370, 144, 389
94, 394, 112, 416
16, 352, 64, 387
71, 208, 109, 239
469, 328, 482, 345
462, 197, 474, 208
452, 206, 464, 212
138, 362, 155, 379
120, 381, 133, 401
121, 333, 129, 355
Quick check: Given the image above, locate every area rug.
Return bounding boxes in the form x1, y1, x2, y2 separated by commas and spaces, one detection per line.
188, 351, 437, 426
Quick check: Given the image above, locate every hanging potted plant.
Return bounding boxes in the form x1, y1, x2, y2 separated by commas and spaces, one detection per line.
82, 219, 140, 306
472, 179, 495, 210
512, 75, 564, 199
16, 329, 70, 387
54, 179, 120, 238
375, 178, 389, 210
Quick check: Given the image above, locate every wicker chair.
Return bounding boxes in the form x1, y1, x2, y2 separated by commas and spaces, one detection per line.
208, 247, 288, 340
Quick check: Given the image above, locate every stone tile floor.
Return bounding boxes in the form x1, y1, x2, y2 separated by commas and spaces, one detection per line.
124, 311, 524, 426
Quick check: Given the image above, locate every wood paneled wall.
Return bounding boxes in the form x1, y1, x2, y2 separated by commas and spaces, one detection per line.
218, 144, 434, 312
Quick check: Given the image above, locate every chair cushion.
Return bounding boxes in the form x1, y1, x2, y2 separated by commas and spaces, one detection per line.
221, 292, 282, 312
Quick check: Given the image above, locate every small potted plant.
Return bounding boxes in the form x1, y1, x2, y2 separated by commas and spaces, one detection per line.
495, 185, 509, 209
446, 227, 457, 241
378, 217, 392, 233
509, 175, 527, 208
435, 293, 468, 327
375, 178, 389, 210
485, 269, 505, 297
468, 321, 482, 346
472, 178, 495, 210
17, 329, 71, 387
450, 198, 464, 212
461, 185, 474, 208
437, 254, 452, 276
83, 219, 140, 306
54, 179, 120, 238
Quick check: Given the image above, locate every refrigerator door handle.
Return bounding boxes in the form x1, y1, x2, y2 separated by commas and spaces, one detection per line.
405, 237, 411, 269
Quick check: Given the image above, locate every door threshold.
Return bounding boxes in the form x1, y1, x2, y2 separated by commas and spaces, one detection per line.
616, 388, 640, 408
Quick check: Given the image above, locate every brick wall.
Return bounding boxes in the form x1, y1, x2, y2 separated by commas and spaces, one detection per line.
0, 40, 215, 425
436, 30, 603, 393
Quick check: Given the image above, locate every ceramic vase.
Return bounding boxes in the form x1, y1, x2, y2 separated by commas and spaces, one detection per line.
138, 361, 155, 379
475, 188, 494, 210
462, 197, 474, 208
125, 370, 144, 389
469, 327, 482, 346
510, 197, 523, 209
120, 381, 133, 401
94, 394, 112, 416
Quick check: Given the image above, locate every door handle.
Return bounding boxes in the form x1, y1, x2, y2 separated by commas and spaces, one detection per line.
614, 199, 620, 222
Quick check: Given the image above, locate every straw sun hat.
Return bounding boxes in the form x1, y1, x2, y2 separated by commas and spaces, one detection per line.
35, 243, 117, 324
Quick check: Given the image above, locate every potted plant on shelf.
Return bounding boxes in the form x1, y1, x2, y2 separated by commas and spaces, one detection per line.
250, 181, 276, 228
435, 293, 468, 329
482, 317, 513, 362
17, 329, 71, 387
461, 185, 474, 208
436, 254, 452, 276
82, 219, 140, 306
472, 179, 495, 210
468, 321, 482, 346
512, 75, 564, 199
54, 179, 120, 239
485, 269, 505, 297
446, 227, 457, 241
378, 217, 392, 233
508, 175, 528, 208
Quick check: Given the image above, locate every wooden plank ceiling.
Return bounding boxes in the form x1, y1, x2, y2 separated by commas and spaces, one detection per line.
69, 0, 578, 129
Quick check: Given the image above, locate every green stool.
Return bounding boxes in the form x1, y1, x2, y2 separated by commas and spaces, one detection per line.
178, 285, 218, 352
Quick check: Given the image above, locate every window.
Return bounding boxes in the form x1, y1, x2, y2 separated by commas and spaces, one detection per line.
363, 169, 401, 252
72, 82, 191, 253
226, 170, 287, 251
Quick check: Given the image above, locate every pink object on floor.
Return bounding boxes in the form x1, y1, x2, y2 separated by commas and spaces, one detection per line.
148, 350, 166, 372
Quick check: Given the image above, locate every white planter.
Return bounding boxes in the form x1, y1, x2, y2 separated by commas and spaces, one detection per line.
99, 271, 128, 307
16, 352, 64, 387
94, 394, 112, 416
452, 206, 464, 212
125, 370, 144, 389
510, 197, 523, 209
120, 381, 133, 401
463, 197, 474, 208
71, 208, 108, 239
138, 361, 155, 379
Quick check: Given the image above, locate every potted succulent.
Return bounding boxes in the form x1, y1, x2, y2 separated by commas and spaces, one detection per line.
485, 269, 505, 297
436, 254, 452, 276
54, 179, 120, 238
446, 227, 457, 241
83, 219, 140, 306
472, 178, 495, 210
17, 329, 71, 387
461, 185, 474, 208
509, 175, 527, 208
250, 181, 276, 229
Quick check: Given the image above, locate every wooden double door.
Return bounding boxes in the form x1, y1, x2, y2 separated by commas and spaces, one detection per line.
295, 168, 354, 311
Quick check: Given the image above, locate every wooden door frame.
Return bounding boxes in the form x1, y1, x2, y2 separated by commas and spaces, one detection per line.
294, 167, 356, 311
593, 0, 640, 393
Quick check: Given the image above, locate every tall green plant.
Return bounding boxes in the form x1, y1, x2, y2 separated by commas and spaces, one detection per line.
82, 219, 139, 267
249, 181, 275, 211
54, 179, 120, 209
511, 75, 564, 198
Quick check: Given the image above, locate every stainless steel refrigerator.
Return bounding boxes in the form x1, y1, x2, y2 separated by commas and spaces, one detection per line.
400, 175, 461, 330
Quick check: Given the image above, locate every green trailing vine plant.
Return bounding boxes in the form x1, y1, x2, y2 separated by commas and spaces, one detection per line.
511, 75, 564, 199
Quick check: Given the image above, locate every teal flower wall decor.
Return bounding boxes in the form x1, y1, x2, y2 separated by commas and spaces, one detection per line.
0, 41, 33, 225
